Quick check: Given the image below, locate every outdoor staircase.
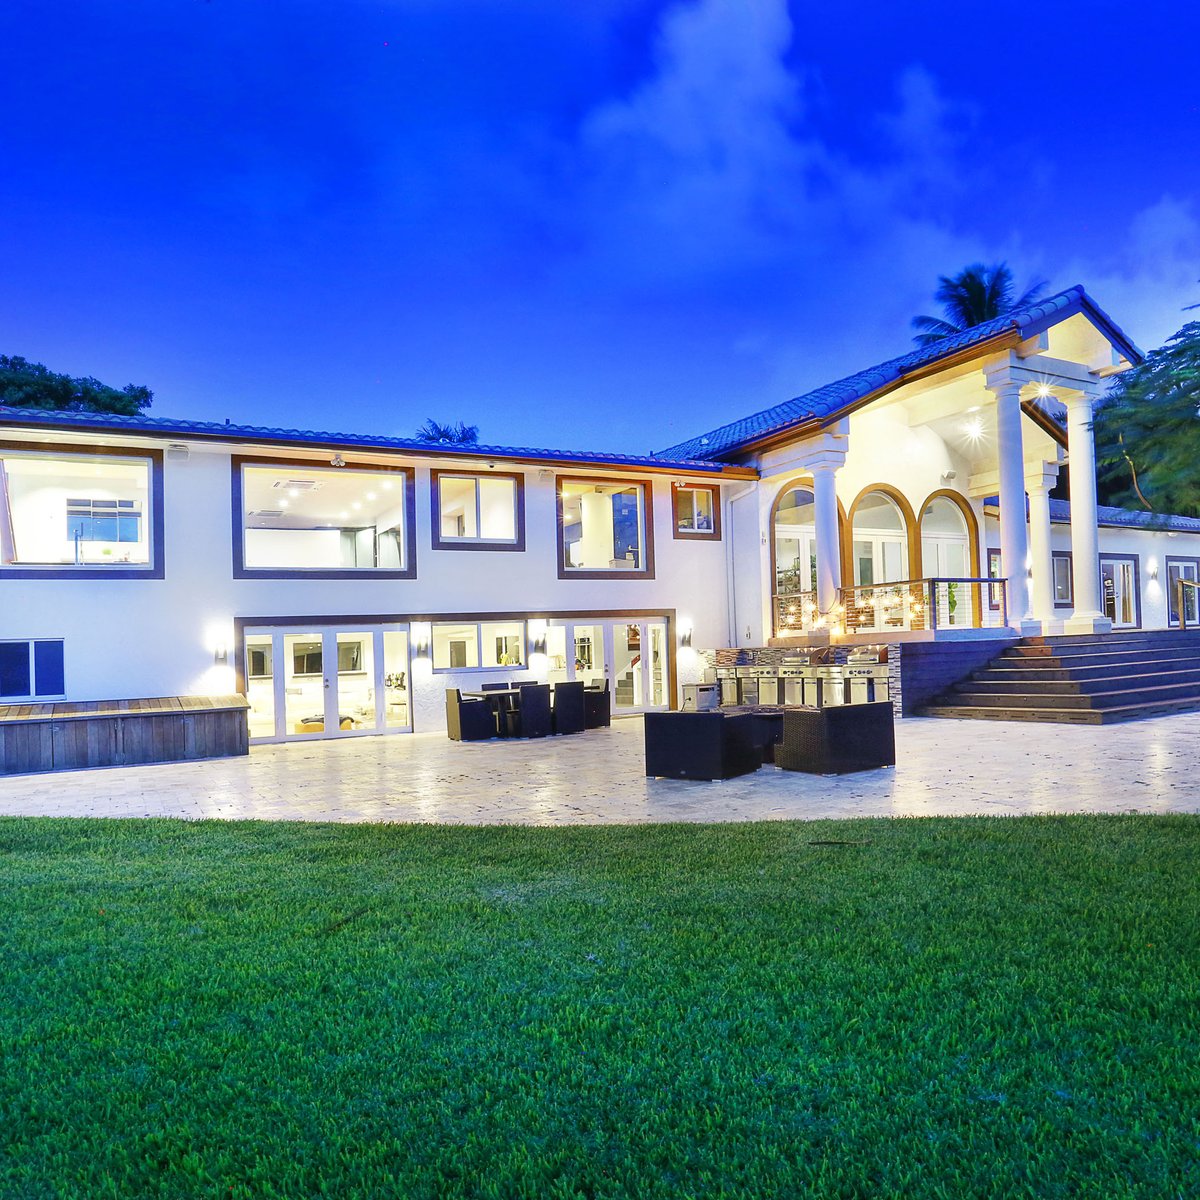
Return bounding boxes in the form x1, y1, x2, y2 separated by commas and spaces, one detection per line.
919, 629, 1200, 724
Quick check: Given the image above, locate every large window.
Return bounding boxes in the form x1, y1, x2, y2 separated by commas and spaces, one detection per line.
557, 477, 653, 578
234, 458, 416, 578
431, 470, 524, 550
0, 639, 65, 700
671, 483, 720, 540
0, 445, 158, 576
431, 621, 526, 671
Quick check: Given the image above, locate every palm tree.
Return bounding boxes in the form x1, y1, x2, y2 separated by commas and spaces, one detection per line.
911, 263, 1048, 347
415, 419, 480, 445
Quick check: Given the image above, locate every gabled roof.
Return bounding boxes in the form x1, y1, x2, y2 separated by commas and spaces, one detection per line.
0, 405, 754, 478
655, 285, 1143, 463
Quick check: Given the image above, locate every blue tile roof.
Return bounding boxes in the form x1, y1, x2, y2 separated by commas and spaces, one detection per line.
984, 496, 1200, 534
1050, 499, 1200, 534
655, 285, 1142, 462
0, 405, 746, 476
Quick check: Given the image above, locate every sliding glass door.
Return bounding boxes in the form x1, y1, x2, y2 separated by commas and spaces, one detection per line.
244, 623, 411, 743
544, 617, 670, 715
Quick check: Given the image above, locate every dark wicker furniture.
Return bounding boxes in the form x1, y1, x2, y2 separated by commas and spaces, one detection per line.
583, 685, 612, 729
445, 689, 497, 741
644, 711, 762, 781
505, 683, 553, 739
775, 702, 895, 774
552, 680, 586, 734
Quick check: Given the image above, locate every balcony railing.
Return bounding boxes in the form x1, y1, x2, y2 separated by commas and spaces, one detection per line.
773, 577, 1008, 638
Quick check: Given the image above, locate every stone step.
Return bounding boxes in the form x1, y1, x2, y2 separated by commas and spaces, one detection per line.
1001, 646, 1200, 669
1024, 630, 1200, 648
949, 679, 1200, 711
975, 654, 1200, 682
920, 694, 1200, 724
961, 667, 1200, 695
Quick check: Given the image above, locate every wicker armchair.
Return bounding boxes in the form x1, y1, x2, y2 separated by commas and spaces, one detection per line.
775, 702, 895, 774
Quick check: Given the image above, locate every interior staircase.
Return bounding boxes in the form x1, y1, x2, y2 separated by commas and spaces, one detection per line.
919, 629, 1200, 724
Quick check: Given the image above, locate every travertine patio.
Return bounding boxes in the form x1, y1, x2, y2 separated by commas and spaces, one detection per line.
1, 714, 1198, 824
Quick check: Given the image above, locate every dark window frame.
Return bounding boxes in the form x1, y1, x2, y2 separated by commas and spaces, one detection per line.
429, 469, 526, 552
232, 455, 417, 580
0, 638, 66, 700
1051, 550, 1074, 609
987, 548, 1003, 612
1166, 556, 1200, 626
555, 474, 655, 581
670, 481, 722, 542
1098, 553, 1142, 629
0, 441, 164, 580
429, 619, 528, 673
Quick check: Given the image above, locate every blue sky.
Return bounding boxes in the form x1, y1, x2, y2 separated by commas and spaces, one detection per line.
2, 0, 1197, 453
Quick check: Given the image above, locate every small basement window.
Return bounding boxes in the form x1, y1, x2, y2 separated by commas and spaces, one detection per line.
0, 640, 65, 700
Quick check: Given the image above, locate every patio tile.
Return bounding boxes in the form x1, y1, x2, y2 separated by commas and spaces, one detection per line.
0, 715, 1198, 825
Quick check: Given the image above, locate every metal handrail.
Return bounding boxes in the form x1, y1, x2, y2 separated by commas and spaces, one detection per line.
1177, 579, 1200, 631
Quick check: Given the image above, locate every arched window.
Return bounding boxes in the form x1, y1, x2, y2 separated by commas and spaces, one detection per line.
850, 491, 909, 586
920, 496, 970, 577
773, 485, 816, 595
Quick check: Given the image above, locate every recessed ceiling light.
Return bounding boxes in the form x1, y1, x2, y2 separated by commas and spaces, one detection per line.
352, 501, 362, 510
339, 510, 349, 519
366, 491, 377, 500
964, 417, 985, 441
288, 488, 299, 498
279, 499, 289, 508
382, 480, 394, 490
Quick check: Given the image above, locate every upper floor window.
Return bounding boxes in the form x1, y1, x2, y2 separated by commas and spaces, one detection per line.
0, 444, 162, 578
557, 476, 654, 579
431, 470, 524, 551
233, 457, 416, 579
671, 483, 721, 540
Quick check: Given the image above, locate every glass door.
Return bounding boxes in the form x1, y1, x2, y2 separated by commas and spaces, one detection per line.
1167, 560, 1199, 627
1100, 559, 1139, 628
611, 622, 644, 712
244, 623, 411, 742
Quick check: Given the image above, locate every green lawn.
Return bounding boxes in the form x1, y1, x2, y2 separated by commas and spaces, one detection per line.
2, 815, 1199, 1199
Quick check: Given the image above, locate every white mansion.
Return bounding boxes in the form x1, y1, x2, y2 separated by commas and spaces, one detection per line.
2, 285, 1198, 742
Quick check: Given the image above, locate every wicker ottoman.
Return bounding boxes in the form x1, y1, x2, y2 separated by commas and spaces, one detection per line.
775, 702, 895, 774
644, 711, 763, 780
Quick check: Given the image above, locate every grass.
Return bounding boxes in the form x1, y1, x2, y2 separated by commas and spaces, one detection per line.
2, 815, 1199, 1199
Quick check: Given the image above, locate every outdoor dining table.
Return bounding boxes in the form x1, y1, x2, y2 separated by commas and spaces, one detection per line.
460, 687, 532, 736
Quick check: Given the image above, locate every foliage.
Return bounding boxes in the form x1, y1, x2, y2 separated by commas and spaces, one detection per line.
2, 814, 1198, 1198
0, 354, 153, 415
416, 418, 479, 445
1094, 322, 1200, 518
912, 263, 1047, 347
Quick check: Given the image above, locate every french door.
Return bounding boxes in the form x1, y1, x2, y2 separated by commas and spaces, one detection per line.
1100, 558, 1139, 629
544, 617, 670, 715
244, 623, 411, 743
1167, 560, 1199, 627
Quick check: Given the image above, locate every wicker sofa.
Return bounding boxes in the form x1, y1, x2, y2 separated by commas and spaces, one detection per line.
775, 702, 896, 774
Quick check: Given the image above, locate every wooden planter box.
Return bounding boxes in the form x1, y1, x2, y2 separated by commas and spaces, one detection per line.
0, 695, 250, 776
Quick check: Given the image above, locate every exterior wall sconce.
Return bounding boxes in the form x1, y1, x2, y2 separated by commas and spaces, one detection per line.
531, 634, 547, 655
680, 627, 693, 649
411, 623, 432, 658
213, 642, 228, 665
1147, 560, 1159, 581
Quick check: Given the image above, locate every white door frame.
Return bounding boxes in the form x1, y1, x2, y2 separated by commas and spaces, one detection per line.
246, 621, 412, 744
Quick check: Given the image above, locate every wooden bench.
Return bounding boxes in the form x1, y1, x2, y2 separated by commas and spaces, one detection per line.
0, 695, 250, 775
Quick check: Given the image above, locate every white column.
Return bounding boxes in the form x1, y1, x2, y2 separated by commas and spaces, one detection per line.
1063, 391, 1111, 634
988, 378, 1032, 629
811, 459, 842, 616
1026, 469, 1057, 630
